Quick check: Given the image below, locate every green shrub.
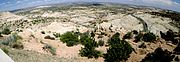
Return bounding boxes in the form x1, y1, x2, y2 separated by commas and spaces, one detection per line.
1, 28, 11, 35
44, 35, 55, 40
43, 44, 56, 55
79, 32, 101, 58
80, 34, 98, 47
60, 32, 79, 47
141, 47, 175, 62
53, 33, 61, 38
123, 32, 132, 39
108, 32, 120, 46
80, 33, 94, 45
31, 19, 46, 24
79, 46, 102, 58
98, 40, 104, 46
90, 32, 95, 37
132, 30, 138, 34
1, 47, 9, 54
1, 34, 18, 45
142, 32, 156, 42
104, 33, 133, 62
0, 33, 23, 49
134, 33, 143, 42
160, 30, 179, 45
11, 42, 24, 49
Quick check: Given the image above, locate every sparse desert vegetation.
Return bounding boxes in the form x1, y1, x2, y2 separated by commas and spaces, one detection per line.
0, 2, 179, 62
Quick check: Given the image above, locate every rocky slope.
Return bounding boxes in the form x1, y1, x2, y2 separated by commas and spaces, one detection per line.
0, 2, 179, 62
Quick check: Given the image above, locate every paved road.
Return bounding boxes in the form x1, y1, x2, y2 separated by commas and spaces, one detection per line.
130, 14, 149, 32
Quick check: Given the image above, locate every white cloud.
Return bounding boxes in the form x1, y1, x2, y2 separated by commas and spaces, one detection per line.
128, 0, 179, 6
142, 0, 175, 5
16, 1, 21, 4
44, 0, 51, 2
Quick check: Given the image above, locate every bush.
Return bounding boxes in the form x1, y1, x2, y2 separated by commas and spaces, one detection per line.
43, 44, 56, 55
174, 56, 179, 61
173, 43, 180, 54
98, 40, 104, 46
79, 46, 102, 58
132, 30, 138, 34
44, 35, 55, 40
107, 32, 120, 46
79, 32, 101, 58
0, 33, 23, 49
1, 47, 9, 54
138, 43, 146, 48
80, 33, 98, 47
104, 33, 133, 62
142, 32, 156, 42
123, 32, 132, 39
11, 42, 24, 49
53, 33, 61, 38
90, 32, 95, 37
160, 30, 179, 45
134, 33, 143, 42
1, 28, 11, 35
141, 47, 175, 62
60, 32, 79, 47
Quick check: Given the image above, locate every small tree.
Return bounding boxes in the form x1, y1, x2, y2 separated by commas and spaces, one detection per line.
107, 32, 120, 46
142, 32, 156, 42
123, 32, 132, 39
79, 46, 102, 58
132, 30, 138, 34
79, 33, 101, 58
2, 28, 11, 35
104, 33, 133, 62
60, 32, 79, 47
141, 47, 175, 62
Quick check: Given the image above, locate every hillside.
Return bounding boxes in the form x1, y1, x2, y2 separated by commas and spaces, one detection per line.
0, 3, 179, 62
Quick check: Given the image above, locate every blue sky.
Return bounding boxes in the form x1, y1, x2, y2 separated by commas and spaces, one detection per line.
0, 0, 180, 12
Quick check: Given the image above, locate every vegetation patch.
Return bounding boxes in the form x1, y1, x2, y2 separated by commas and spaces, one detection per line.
1, 28, 11, 35
123, 32, 133, 39
98, 40, 104, 46
44, 35, 55, 40
133, 31, 156, 43
134, 32, 143, 43
53, 33, 61, 38
104, 33, 133, 62
141, 47, 176, 62
31, 19, 46, 24
79, 32, 102, 58
142, 32, 156, 42
173, 43, 180, 54
60, 32, 79, 47
147, 11, 180, 28
79, 46, 102, 58
0, 33, 23, 49
1, 47, 9, 54
43, 44, 56, 55
160, 29, 180, 45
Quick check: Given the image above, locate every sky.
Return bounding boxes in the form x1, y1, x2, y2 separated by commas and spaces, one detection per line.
0, 0, 180, 12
